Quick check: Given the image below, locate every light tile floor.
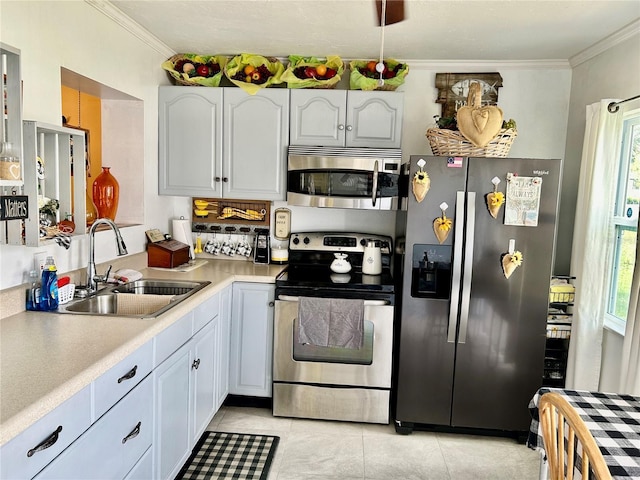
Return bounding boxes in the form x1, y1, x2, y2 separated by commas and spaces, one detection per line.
206, 406, 542, 480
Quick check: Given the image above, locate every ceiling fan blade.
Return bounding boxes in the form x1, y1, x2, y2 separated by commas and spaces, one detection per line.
375, 0, 405, 26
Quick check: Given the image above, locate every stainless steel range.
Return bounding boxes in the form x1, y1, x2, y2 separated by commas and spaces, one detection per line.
273, 232, 395, 424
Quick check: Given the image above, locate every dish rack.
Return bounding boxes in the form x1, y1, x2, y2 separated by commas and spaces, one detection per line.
58, 283, 76, 304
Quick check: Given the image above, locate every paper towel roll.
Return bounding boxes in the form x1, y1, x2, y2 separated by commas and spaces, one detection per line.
172, 218, 195, 259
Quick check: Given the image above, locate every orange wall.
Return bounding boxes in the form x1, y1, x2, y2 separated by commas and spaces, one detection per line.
61, 86, 102, 200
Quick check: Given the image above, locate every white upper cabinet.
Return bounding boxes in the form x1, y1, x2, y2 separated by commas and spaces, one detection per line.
158, 87, 289, 201
290, 90, 404, 148
223, 88, 289, 201
158, 87, 223, 197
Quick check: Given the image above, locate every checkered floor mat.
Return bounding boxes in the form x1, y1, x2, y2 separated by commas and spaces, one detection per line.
176, 431, 279, 480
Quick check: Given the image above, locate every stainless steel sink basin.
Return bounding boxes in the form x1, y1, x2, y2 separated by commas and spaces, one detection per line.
57, 279, 211, 317
111, 280, 207, 296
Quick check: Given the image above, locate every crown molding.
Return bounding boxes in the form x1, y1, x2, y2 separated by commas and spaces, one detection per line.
400, 59, 570, 70
570, 19, 640, 68
85, 0, 175, 58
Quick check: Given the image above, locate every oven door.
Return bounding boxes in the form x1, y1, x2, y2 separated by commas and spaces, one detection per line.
273, 295, 394, 389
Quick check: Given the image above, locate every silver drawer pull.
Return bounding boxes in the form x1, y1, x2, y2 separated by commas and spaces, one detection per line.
117, 365, 138, 384
277, 294, 389, 306
122, 422, 141, 444
27, 426, 62, 457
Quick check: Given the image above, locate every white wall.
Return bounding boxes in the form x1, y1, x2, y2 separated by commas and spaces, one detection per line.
562, 32, 640, 392
0, 1, 177, 288
0, 1, 572, 290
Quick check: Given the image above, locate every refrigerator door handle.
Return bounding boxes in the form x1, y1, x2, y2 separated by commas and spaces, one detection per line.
447, 191, 466, 343
458, 191, 476, 344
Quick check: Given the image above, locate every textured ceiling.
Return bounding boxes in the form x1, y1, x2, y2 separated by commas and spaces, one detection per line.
110, 0, 640, 61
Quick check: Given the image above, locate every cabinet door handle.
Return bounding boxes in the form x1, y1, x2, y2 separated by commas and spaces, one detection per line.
338, 124, 345, 131
215, 176, 221, 182
346, 125, 353, 131
268, 301, 275, 307
27, 426, 62, 457
117, 365, 138, 384
222, 177, 229, 183
122, 421, 141, 444
192, 358, 201, 370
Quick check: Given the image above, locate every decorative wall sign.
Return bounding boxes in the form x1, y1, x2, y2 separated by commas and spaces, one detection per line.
435, 72, 503, 119
504, 173, 542, 226
0, 195, 29, 220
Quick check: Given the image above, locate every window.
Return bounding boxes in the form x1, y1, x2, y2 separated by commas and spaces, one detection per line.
606, 110, 640, 333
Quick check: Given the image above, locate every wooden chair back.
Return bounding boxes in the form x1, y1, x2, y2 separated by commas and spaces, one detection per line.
539, 392, 612, 480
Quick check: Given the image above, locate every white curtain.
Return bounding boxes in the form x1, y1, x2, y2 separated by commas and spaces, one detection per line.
565, 99, 622, 391
621, 235, 640, 395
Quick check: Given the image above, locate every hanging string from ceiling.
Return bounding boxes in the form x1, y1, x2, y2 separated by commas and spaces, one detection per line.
377, 0, 387, 87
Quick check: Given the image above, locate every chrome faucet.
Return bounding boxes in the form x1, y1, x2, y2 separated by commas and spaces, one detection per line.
86, 218, 128, 293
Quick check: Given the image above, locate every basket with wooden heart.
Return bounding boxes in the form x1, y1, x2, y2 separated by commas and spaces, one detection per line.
426, 81, 517, 157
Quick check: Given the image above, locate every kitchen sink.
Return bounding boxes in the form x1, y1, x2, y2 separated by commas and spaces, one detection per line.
57, 279, 211, 317
110, 280, 207, 296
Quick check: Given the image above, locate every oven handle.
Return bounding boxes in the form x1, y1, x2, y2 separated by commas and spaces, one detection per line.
277, 295, 390, 306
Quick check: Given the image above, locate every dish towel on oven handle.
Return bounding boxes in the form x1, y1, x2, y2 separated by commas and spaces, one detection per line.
298, 297, 364, 349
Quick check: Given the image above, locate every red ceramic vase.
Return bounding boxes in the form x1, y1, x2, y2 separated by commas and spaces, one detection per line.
92, 167, 119, 221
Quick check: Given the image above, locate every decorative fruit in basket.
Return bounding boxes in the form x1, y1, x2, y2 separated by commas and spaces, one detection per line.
292, 65, 337, 81
231, 64, 272, 84
174, 58, 221, 78
358, 61, 404, 79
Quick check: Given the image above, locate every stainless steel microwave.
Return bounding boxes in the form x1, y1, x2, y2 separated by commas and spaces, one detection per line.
287, 146, 402, 210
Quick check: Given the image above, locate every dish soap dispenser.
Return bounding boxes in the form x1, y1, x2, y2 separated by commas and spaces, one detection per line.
40, 256, 59, 311
25, 270, 41, 311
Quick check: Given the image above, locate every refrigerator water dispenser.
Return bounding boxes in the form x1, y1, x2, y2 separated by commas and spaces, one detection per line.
411, 244, 452, 299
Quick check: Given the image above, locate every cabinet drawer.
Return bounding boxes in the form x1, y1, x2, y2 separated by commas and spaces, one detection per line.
0, 385, 92, 480
124, 446, 152, 480
193, 292, 220, 332
93, 341, 153, 420
35, 375, 153, 480
154, 311, 193, 366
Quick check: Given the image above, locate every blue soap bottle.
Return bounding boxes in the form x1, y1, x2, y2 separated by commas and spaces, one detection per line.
40, 256, 59, 311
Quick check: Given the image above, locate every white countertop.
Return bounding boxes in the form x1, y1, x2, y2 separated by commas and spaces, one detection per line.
0, 259, 285, 446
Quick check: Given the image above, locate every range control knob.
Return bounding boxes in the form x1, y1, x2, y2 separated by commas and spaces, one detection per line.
303, 236, 310, 245
360, 238, 368, 246
292, 237, 300, 245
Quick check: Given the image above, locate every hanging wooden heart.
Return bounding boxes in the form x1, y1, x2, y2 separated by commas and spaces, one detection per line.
485, 191, 505, 219
456, 82, 503, 147
412, 170, 430, 203
501, 251, 523, 279
433, 214, 452, 244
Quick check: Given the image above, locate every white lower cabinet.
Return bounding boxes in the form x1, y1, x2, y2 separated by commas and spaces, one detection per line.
216, 285, 232, 410
34, 375, 153, 480
154, 299, 219, 480
2, 281, 276, 479
229, 283, 275, 397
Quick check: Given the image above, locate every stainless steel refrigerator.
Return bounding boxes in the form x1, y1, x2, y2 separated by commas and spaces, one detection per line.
394, 155, 561, 435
